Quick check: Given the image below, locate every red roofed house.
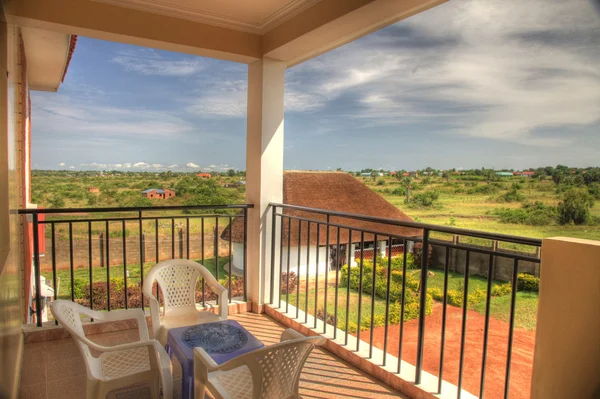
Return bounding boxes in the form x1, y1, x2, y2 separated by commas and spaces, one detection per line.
523, 171, 535, 177
196, 173, 211, 179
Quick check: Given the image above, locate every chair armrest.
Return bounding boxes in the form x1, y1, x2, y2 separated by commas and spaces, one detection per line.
202, 274, 228, 319
280, 328, 305, 342
96, 338, 160, 354
194, 347, 219, 371
92, 308, 150, 340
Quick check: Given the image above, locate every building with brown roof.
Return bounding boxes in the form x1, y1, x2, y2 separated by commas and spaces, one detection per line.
222, 172, 420, 275
141, 188, 175, 199
196, 173, 211, 179
87, 187, 100, 194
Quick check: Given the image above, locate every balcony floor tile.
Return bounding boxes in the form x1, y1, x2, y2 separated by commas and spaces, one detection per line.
20, 312, 406, 398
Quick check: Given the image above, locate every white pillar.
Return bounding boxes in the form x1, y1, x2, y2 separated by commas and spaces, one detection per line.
530, 237, 600, 399
245, 58, 285, 309
379, 240, 387, 258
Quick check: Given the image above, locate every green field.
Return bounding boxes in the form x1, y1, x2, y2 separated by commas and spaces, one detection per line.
360, 175, 600, 242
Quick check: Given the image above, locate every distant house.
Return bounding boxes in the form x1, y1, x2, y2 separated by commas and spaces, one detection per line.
496, 172, 513, 177
141, 188, 175, 199
87, 187, 100, 194
523, 171, 535, 177
196, 173, 211, 179
513, 171, 522, 176
390, 171, 396, 176
359, 172, 371, 177
223, 182, 243, 188
222, 172, 421, 276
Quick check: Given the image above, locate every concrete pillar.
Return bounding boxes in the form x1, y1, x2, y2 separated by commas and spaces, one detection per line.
530, 238, 600, 399
379, 240, 387, 258
245, 57, 285, 309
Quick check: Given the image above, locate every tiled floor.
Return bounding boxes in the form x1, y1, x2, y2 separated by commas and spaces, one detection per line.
20, 312, 405, 399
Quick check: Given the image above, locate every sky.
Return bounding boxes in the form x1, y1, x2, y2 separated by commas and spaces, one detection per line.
31, 0, 600, 172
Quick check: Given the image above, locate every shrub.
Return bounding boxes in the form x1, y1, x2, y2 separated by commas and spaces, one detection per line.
492, 283, 512, 296
500, 184, 526, 203
558, 189, 594, 225
340, 261, 432, 323
411, 243, 433, 269
376, 179, 386, 186
517, 273, 540, 292
280, 272, 298, 294
493, 202, 556, 226
408, 191, 440, 207
427, 287, 443, 301
446, 288, 486, 307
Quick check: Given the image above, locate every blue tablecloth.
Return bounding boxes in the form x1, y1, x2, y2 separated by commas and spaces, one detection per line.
166, 320, 264, 399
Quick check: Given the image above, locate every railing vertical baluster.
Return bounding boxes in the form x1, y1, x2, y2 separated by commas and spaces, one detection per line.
314, 223, 320, 329
154, 218, 160, 305
457, 250, 471, 398
88, 222, 93, 312
138, 211, 144, 311
122, 220, 128, 309
104, 221, 110, 311
286, 217, 291, 314
415, 229, 430, 383
480, 253, 495, 398
243, 208, 248, 303
278, 213, 284, 309
32, 213, 42, 327
270, 205, 276, 305
201, 218, 205, 307
333, 227, 340, 338
228, 216, 232, 303
155, 219, 159, 263
171, 218, 175, 258
186, 218, 190, 259
383, 235, 392, 366
397, 238, 408, 373
51, 223, 57, 324
369, 235, 378, 359
69, 222, 75, 303
305, 221, 311, 324
344, 229, 352, 346
357, 231, 365, 351
215, 217, 219, 284
438, 246, 451, 393
296, 220, 302, 319
323, 214, 330, 334
504, 259, 520, 399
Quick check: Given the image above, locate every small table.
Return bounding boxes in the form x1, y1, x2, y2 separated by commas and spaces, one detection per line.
166, 320, 264, 399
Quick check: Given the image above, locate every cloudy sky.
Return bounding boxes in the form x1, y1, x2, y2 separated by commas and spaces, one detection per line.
31, 0, 600, 172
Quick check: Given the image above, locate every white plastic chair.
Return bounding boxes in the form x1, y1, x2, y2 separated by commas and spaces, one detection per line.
143, 259, 228, 345
193, 329, 325, 399
51, 300, 173, 399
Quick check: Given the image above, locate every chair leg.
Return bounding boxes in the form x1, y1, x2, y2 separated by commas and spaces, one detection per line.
85, 380, 98, 399
161, 370, 173, 399
150, 378, 161, 399
194, 380, 206, 399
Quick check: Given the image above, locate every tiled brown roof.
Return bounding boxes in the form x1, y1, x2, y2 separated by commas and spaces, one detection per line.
61, 35, 77, 83
222, 172, 421, 246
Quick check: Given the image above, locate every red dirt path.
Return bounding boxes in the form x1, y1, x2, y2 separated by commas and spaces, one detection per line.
362, 303, 535, 398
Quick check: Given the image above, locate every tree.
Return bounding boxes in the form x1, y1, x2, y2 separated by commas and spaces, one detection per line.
557, 189, 594, 225
401, 177, 413, 202
227, 169, 235, 177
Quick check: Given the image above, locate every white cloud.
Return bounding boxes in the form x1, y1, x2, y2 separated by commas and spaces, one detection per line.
168, 164, 179, 168
133, 162, 150, 168
32, 95, 194, 139
58, 162, 66, 166
185, 80, 247, 118
287, 0, 600, 146
186, 162, 200, 168
112, 49, 204, 76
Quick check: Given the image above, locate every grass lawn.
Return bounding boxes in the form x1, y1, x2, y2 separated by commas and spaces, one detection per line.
41, 256, 230, 300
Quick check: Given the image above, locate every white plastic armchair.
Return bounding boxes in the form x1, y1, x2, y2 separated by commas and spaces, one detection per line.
193, 329, 325, 399
143, 259, 228, 345
51, 300, 173, 399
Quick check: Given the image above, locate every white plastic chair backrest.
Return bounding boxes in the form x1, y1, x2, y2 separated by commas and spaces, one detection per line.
226, 336, 324, 398
51, 300, 94, 371
144, 259, 214, 316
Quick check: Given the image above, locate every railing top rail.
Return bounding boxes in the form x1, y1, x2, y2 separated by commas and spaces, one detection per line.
18, 204, 254, 215
270, 202, 542, 247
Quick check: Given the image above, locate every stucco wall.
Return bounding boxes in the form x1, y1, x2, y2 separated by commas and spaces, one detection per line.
0, 23, 25, 399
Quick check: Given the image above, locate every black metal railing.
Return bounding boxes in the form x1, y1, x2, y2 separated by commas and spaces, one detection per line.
19, 204, 253, 327
268, 203, 541, 399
